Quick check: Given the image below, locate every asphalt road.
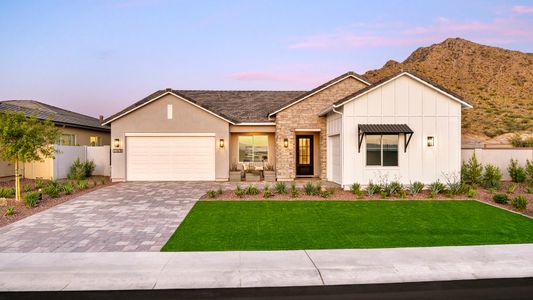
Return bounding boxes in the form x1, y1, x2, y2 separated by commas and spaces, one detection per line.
2, 277, 533, 300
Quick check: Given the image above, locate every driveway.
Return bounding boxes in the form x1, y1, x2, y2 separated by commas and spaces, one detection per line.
0, 182, 222, 253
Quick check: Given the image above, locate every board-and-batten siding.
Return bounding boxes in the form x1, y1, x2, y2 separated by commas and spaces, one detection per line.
340, 75, 462, 186
327, 112, 342, 182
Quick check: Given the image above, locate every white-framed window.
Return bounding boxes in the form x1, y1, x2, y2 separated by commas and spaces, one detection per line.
58, 134, 76, 146
90, 136, 102, 146
238, 135, 268, 162
366, 134, 399, 167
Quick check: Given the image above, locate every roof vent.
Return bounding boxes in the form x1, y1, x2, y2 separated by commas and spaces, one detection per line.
165, 88, 172, 92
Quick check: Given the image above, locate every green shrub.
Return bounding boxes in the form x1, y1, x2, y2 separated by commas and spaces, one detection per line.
68, 159, 96, 180
466, 188, 476, 198
77, 180, 89, 190
24, 192, 41, 208
43, 183, 60, 198
383, 181, 403, 197
319, 189, 331, 198
525, 159, 533, 185
366, 181, 380, 196
234, 185, 244, 198
443, 173, 464, 195
206, 190, 217, 198
511, 195, 528, 210
492, 194, 509, 204
428, 180, 446, 194
507, 184, 517, 194
5, 206, 15, 216
0, 187, 15, 198
23, 184, 33, 193
461, 154, 483, 185
527, 187, 533, 194
35, 179, 46, 189
349, 183, 361, 195
275, 182, 287, 194
245, 185, 259, 195
482, 164, 502, 189
304, 182, 317, 196
290, 182, 299, 198
380, 191, 388, 198
62, 183, 74, 195
83, 160, 96, 177
508, 159, 526, 183
263, 185, 272, 198
408, 181, 424, 196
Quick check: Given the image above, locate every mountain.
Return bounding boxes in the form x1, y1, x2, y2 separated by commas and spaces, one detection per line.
364, 38, 533, 142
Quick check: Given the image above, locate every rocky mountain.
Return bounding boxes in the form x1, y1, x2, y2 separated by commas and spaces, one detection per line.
364, 38, 533, 143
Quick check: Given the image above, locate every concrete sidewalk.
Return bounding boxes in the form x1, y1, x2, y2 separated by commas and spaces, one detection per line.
1, 244, 532, 291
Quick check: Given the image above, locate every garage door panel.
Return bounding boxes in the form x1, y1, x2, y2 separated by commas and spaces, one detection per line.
126, 136, 215, 181
331, 135, 341, 184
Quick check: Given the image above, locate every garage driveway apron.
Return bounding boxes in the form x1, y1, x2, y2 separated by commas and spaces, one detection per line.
0, 182, 221, 253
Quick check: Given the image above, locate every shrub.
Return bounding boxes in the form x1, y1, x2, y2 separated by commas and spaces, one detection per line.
387, 181, 403, 196
380, 191, 389, 198
482, 164, 502, 189
24, 192, 41, 208
68, 159, 95, 180
290, 182, 299, 198
43, 183, 60, 198
23, 184, 33, 193
408, 181, 424, 196
349, 183, 361, 195
263, 185, 273, 198
245, 185, 259, 195
83, 160, 96, 177
466, 188, 476, 198
528, 187, 533, 194
206, 190, 217, 198
0, 187, 15, 198
428, 180, 446, 195
5, 206, 15, 216
507, 184, 517, 194
217, 186, 223, 196
511, 195, 528, 210
234, 185, 244, 198
77, 180, 89, 190
526, 159, 533, 185
492, 194, 509, 204
461, 154, 483, 185
275, 182, 287, 194
35, 179, 46, 189
319, 189, 331, 198
508, 159, 526, 183
62, 183, 74, 195
443, 172, 464, 195
366, 181, 380, 196
304, 182, 317, 196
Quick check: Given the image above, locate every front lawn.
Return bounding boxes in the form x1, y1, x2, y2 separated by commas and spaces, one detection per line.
162, 200, 533, 251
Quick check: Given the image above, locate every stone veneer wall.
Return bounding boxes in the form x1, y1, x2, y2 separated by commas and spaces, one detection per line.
274, 77, 368, 180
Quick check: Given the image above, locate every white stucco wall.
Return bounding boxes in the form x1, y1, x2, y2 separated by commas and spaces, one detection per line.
338, 74, 462, 186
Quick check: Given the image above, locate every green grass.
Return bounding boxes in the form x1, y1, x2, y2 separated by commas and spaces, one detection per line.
161, 200, 533, 251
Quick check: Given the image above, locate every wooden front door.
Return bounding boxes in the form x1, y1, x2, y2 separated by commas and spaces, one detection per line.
296, 135, 314, 176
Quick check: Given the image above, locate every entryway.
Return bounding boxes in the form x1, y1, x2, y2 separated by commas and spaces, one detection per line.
296, 135, 314, 176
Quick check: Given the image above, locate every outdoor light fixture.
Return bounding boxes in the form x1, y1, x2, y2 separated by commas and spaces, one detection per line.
113, 138, 120, 148
219, 139, 225, 148
427, 136, 435, 147
284, 138, 289, 148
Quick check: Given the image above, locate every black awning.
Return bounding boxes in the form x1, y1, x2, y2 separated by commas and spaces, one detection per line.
358, 124, 413, 134
358, 124, 414, 153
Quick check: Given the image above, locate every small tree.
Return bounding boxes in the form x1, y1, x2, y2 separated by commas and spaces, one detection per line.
0, 112, 61, 201
461, 153, 483, 185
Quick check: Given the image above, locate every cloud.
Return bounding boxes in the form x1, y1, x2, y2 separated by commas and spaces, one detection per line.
289, 14, 533, 50
512, 5, 533, 14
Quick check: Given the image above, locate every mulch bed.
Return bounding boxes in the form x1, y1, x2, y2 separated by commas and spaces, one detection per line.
0, 176, 115, 228
201, 181, 533, 217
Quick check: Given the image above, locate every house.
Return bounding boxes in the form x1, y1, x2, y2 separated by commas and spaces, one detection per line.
0, 100, 111, 178
103, 71, 471, 186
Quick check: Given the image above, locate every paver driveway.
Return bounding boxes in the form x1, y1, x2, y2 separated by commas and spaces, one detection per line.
0, 182, 222, 252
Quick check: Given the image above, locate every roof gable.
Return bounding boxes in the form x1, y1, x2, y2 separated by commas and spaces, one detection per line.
267, 71, 371, 117
333, 71, 473, 109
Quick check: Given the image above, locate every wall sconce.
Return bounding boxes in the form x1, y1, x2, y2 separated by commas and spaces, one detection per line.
113, 138, 120, 148
427, 136, 435, 147
219, 139, 225, 148
283, 138, 289, 148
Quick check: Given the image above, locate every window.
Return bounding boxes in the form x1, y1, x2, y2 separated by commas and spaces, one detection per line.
90, 136, 102, 146
58, 134, 76, 146
238, 135, 268, 162
366, 135, 398, 166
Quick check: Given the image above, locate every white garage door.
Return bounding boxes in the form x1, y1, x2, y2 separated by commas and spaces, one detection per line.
126, 136, 215, 181
330, 135, 341, 184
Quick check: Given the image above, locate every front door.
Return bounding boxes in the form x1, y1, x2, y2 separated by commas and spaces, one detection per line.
296, 135, 314, 176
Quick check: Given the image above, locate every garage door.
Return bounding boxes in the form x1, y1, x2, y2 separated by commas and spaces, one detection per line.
126, 136, 215, 181
330, 135, 341, 184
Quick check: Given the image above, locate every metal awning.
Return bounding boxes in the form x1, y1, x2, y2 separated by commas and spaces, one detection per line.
358, 124, 414, 153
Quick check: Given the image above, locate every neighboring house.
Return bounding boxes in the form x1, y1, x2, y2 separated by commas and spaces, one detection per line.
0, 100, 111, 178
103, 71, 471, 186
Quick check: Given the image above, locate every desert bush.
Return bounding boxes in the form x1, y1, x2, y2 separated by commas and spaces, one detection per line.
263, 184, 273, 198
508, 159, 526, 183
244, 185, 259, 195
68, 159, 96, 180
461, 154, 483, 185
0, 187, 15, 198
24, 192, 41, 208
206, 190, 217, 198
443, 172, 464, 195
23, 184, 33, 193
35, 179, 46, 189
366, 181, 380, 196
290, 182, 299, 198
83, 160, 95, 177
274, 182, 287, 194
43, 183, 60, 198
77, 180, 89, 190
304, 182, 317, 196
428, 180, 446, 195
466, 188, 476, 198
508, 134, 533, 147
507, 184, 517, 194
482, 164, 502, 189
525, 159, 533, 185
5, 206, 15, 216
511, 195, 528, 210
349, 183, 361, 195
384, 181, 403, 197
234, 184, 244, 198
492, 194, 509, 204
319, 189, 331, 198
408, 181, 424, 196
62, 182, 74, 195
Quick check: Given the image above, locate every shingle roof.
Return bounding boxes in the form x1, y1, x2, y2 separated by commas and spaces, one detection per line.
0, 100, 110, 132
333, 70, 472, 107
103, 89, 306, 124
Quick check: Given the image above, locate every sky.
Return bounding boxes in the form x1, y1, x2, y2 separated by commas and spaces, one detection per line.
1, 0, 532, 118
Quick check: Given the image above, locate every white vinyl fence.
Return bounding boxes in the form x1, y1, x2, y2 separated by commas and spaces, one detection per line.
24, 145, 110, 180
462, 148, 533, 180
